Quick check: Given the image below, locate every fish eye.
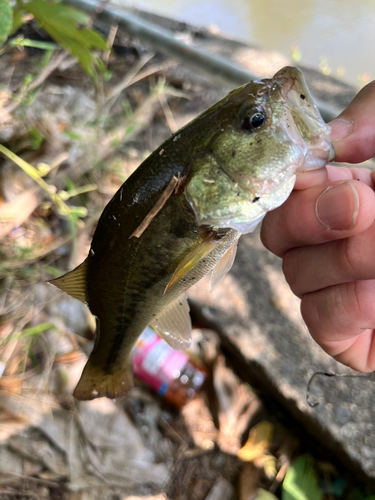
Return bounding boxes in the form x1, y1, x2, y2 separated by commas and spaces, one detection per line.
239, 106, 268, 132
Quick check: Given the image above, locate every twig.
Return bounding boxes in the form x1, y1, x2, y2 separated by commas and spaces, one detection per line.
98, 90, 161, 164
102, 52, 154, 107
0, 472, 60, 487
29, 51, 70, 92
130, 176, 181, 238
103, 23, 118, 66
41, 152, 70, 179
5, 51, 70, 114
159, 92, 178, 133
269, 461, 289, 493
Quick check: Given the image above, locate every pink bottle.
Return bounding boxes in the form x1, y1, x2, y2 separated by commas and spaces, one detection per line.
132, 327, 207, 407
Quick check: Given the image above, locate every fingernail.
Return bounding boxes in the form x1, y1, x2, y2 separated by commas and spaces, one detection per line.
316, 182, 359, 230
329, 118, 354, 142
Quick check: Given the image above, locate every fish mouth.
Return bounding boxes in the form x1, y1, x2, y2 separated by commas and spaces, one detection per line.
273, 67, 335, 168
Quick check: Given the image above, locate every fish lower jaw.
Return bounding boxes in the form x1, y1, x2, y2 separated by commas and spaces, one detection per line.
299, 142, 335, 171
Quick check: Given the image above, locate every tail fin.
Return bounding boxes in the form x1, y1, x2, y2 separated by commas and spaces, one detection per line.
73, 357, 133, 400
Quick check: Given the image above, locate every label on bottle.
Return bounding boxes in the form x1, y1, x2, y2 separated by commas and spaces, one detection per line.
133, 327, 189, 393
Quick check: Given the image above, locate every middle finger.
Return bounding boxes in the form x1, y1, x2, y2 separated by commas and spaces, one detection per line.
282, 223, 375, 297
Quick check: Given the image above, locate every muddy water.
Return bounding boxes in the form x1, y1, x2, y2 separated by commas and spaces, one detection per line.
121, 0, 375, 87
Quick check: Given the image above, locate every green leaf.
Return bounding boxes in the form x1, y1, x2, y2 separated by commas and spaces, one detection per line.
255, 489, 279, 500
0, 0, 12, 45
23, 0, 107, 76
10, 8, 24, 35
282, 455, 323, 500
347, 489, 375, 500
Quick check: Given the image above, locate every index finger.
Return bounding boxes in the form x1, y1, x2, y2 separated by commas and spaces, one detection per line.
294, 164, 375, 190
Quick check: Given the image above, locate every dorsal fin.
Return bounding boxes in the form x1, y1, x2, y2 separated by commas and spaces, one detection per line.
150, 293, 191, 350
164, 233, 217, 293
211, 239, 238, 291
49, 261, 87, 303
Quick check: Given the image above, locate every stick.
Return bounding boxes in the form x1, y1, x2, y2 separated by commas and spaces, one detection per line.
129, 176, 181, 238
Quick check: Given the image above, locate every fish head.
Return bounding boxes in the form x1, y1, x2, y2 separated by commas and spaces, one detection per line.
186, 66, 335, 233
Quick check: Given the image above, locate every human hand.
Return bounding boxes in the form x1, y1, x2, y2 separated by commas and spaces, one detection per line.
261, 81, 375, 372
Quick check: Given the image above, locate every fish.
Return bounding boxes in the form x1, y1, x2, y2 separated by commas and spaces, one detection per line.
50, 66, 334, 400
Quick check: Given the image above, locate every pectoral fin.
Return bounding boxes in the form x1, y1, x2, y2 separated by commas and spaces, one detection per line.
210, 239, 238, 291
150, 293, 191, 350
48, 261, 87, 303
165, 234, 217, 293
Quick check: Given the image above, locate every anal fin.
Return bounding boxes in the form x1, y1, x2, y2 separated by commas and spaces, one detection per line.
49, 260, 87, 304
150, 293, 191, 350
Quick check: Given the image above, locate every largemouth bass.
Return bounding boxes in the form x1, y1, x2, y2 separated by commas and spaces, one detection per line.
51, 67, 334, 400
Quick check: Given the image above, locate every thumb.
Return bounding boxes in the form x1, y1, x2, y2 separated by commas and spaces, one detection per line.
329, 80, 375, 163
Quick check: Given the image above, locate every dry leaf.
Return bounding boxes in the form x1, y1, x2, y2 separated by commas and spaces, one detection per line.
0, 187, 41, 240
254, 454, 278, 480
237, 421, 274, 462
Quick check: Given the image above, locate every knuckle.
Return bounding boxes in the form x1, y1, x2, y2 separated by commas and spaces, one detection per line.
334, 281, 375, 331
260, 214, 279, 254
352, 281, 375, 320
300, 292, 322, 335
340, 282, 361, 320
282, 251, 300, 294
261, 211, 290, 257
336, 238, 359, 278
